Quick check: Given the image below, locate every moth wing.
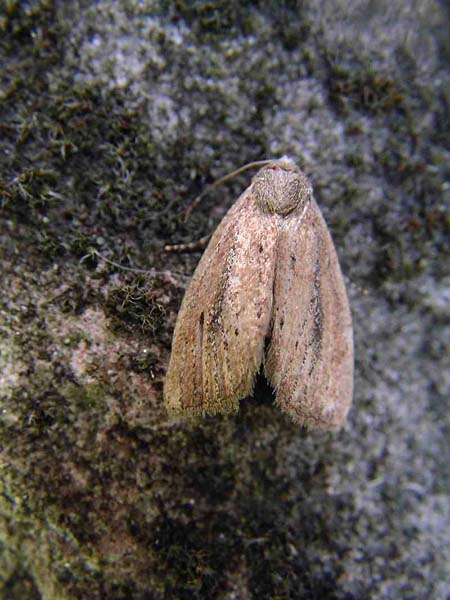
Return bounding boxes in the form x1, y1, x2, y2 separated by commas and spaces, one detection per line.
265, 199, 353, 429
164, 188, 278, 417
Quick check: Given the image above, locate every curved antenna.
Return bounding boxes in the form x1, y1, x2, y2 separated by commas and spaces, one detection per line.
183, 158, 278, 221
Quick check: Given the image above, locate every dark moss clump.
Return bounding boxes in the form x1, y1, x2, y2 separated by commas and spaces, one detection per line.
0, 0, 56, 48
160, 0, 311, 47
104, 276, 166, 337
0, 79, 165, 260
0, 2, 196, 275
162, 0, 250, 36
327, 64, 406, 116
151, 513, 241, 598
2, 568, 41, 600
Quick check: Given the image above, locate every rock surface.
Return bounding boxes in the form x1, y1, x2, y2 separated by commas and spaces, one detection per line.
0, 1, 449, 599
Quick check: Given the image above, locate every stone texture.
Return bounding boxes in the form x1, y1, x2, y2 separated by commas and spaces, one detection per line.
0, 1, 449, 599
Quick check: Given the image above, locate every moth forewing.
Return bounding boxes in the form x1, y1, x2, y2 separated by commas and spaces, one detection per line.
264, 199, 353, 429
164, 188, 278, 417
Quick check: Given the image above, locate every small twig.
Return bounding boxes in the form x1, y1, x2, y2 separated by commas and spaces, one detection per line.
164, 234, 211, 253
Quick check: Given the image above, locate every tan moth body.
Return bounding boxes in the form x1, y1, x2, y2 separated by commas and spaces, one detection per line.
164, 159, 353, 430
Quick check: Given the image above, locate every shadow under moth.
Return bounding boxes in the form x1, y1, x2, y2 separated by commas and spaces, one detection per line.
164, 158, 353, 430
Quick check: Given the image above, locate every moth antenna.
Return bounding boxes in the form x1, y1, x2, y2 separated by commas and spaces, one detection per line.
183, 158, 279, 222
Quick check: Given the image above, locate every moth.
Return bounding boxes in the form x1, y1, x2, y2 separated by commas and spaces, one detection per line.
164, 158, 353, 430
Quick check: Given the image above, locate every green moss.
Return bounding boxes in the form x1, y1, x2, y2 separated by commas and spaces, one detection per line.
50, 280, 96, 315
0, 71, 188, 270
279, 17, 311, 52
1, 568, 41, 600
327, 64, 406, 116
345, 121, 365, 135
103, 277, 166, 336
345, 152, 365, 169
0, 0, 55, 42
159, 0, 312, 45
0, 5, 191, 271
0, 167, 58, 211
62, 381, 109, 411
161, 0, 244, 37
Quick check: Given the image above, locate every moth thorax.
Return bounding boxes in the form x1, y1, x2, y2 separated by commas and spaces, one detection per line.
252, 163, 312, 216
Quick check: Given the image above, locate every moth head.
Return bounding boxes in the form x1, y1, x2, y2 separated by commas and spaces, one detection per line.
252, 159, 312, 216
